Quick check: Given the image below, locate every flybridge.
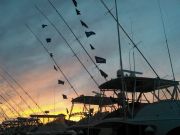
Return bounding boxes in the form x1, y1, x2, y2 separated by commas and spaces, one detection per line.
72, 95, 119, 106
99, 77, 179, 92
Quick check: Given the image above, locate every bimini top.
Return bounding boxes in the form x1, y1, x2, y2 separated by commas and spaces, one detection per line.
72, 95, 118, 105
99, 77, 179, 93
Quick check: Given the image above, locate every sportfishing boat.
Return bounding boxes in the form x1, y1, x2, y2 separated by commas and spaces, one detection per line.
67, 0, 180, 135
67, 70, 180, 135
95, 70, 180, 135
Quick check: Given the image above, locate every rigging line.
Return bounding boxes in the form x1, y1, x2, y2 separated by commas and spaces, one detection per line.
0, 98, 18, 118
0, 106, 9, 119
0, 72, 35, 114
0, 86, 25, 114
47, 0, 108, 81
157, 0, 177, 99
0, 94, 21, 117
26, 24, 79, 97
51, 57, 79, 96
34, 6, 100, 89
0, 66, 44, 114
3, 90, 26, 116
100, 0, 159, 78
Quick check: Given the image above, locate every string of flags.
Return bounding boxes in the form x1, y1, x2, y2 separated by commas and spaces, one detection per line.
41, 23, 67, 99
71, 0, 108, 79
71, 0, 95, 48
39, 0, 109, 102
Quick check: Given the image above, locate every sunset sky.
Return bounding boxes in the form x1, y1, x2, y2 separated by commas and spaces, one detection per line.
0, 0, 180, 121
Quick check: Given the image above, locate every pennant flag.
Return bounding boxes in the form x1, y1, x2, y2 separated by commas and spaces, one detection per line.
62, 94, 67, 99
99, 69, 108, 78
42, 24, 47, 28
85, 31, 96, 38
80, 20, 88, 28
54, 65, 58, 71
90, 44, 95, 50
58, 80, 65, 85
66, 108, 69, 114
76, 9, 81, 15
95, 56, 106, 63
46, 38, 51, 43
50, 53, 53, 58
72, 0, 77, 7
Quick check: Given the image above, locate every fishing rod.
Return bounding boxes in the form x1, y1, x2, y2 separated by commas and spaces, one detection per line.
0, 72, 35, 114
47, 0, 108, 81
26, 24, 79, 96
35, 5, 100, 89
100, 0, 159, 78
0, 67, 43, 114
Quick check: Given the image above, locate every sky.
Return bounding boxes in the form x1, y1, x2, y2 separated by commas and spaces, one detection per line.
0, 0, 180, 121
